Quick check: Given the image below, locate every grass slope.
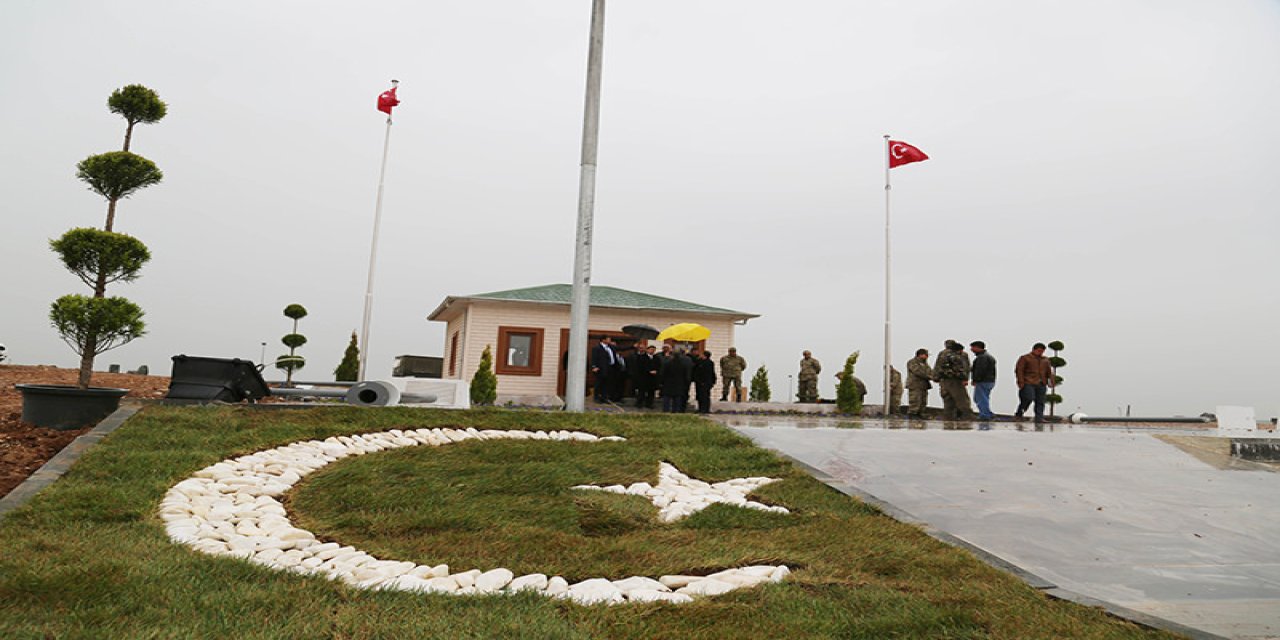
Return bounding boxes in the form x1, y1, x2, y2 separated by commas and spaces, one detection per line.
0, 406, 1177, 640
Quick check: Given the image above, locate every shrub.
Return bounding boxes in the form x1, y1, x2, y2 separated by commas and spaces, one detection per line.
835, 351, 862, 415
749, 365, 771, 402
470, 345, 498, 406
334, 331, 360, 382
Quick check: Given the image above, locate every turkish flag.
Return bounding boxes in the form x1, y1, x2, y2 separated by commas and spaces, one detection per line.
377, 85, 400, 115
888, 140, 929, 168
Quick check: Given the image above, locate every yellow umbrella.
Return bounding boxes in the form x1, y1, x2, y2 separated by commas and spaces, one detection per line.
657, 323, 711, 342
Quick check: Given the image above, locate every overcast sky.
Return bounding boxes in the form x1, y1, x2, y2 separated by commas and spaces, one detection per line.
3, 0, 1277, 417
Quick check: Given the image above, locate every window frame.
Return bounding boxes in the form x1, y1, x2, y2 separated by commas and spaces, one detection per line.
495, 326, 544, 376
448, 331, 460, 377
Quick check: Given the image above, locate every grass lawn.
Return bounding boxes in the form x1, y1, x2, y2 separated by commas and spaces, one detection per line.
0, 405, 1178, 639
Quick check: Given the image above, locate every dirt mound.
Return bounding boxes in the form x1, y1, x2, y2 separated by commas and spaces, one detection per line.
0, 365, 170, 498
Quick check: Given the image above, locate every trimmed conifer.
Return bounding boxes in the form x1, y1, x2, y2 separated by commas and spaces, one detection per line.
277, 304, 307, 385
1047, 341, 1066, 415
835, 351, 862, 414
470, 344, 498, 406
749, 365, 771, 402
334, 331, 359, 381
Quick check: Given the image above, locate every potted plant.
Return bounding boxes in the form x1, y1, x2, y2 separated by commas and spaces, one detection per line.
17, 85, 165, 429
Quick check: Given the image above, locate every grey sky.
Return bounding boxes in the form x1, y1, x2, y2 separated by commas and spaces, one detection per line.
3, 1, 1277, 417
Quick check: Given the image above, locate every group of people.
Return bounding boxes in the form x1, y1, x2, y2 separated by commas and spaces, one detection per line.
590, 337, 750, 414
591, 335, 1057, 421
798, 341, 1057, 422
903, 341, 1057, 421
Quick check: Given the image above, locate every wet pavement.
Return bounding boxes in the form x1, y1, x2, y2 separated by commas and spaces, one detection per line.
722, 417, 1280, 640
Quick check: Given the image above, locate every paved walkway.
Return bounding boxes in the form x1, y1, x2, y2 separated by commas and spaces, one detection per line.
724, 417, 1280, 640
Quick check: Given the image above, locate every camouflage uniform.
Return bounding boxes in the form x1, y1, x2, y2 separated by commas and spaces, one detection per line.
889, 366, 904, 415
797, 355, 821, 403
934, 348, 973, 420
719, 352, 747, 401
905, 357, 933, 417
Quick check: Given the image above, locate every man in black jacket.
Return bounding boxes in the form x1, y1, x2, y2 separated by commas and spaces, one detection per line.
692, 350, 717, 414
969, 341, 997, 420
660, 347, 693, 413
632, 346, 658, 409
590, 337, 617, 403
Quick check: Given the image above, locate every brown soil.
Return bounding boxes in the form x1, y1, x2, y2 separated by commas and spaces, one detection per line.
0, 365, 171, 498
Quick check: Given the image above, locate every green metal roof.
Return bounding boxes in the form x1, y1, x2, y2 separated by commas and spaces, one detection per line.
432, 284, 756, 319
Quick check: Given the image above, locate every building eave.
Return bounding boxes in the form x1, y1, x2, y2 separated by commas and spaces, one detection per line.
427, 296, 759, 323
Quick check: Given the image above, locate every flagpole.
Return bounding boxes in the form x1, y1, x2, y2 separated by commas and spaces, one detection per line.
883, 134, 892, 417
359, 80, 397, 381
565, 0, 607, 413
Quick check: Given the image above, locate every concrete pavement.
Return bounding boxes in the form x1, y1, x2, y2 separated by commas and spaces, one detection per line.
724, 417, 1280, 640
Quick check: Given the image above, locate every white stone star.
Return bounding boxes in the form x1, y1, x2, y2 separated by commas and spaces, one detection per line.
574, 462, 790, 523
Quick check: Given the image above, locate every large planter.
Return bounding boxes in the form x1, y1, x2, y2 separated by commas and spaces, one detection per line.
15, 384, 128, 430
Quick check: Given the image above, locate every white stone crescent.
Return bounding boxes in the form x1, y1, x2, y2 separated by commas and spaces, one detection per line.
159, 427, 791, 605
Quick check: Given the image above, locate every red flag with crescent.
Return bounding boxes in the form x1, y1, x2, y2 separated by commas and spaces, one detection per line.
377, 85, 400, 115
888, 140, 928, 168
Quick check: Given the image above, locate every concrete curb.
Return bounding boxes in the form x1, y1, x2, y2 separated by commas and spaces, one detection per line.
769, 450, 1227, 640
0, 403, 141, 523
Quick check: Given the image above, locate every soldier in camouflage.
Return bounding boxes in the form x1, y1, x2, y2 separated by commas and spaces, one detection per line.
889, 366, 904, 415
797, 350, 821, 403
934, 340, 973, 420
905, 349, 933, 418
719, 347, 747, 402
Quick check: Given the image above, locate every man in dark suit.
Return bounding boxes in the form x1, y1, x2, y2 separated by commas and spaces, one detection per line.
692, 350, 717, 414
628, 345, 653, 408
591, 336, 616, 403
610, 342, 628, 402
660, 347, 693, 413
638, 345, 660, 408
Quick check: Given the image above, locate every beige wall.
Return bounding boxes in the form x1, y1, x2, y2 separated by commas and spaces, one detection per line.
438, 300, 747, 399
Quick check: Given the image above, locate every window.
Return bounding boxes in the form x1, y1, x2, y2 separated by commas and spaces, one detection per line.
496, 326, 544, 376
448, 332, 460, 377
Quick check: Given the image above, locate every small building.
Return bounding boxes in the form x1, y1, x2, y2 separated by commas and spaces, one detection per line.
392, 355, 443, 378
427, 284, 758, 404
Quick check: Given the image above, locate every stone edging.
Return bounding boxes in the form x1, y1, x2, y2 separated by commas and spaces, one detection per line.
161, 426, 791, 605
765, 450, 1228, 640
0, 404, 141, 523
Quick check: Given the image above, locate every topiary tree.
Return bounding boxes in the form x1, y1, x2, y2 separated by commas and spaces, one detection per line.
749, 365, 771, 402
77, 151, 163, 233
51, 228, 150, 297
278, 304, 308, 385
50, 295, 146, 388
108, 84, 168, 152
835, 351, 862, 414
46, 86, 164, 389
470, 344, 498, 406
334, 331, 360, 382
1046, 340, 1066, 416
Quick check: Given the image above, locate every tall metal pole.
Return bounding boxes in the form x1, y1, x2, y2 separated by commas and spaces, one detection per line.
565, 0, 607, 412
882, 135, 893, 417
359, 81, 397, 381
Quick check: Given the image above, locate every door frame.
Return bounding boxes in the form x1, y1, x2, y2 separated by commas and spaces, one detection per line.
557, 328, 646, 398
